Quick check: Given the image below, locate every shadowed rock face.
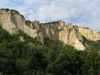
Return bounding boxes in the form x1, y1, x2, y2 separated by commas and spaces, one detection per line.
0, 9, 100, 50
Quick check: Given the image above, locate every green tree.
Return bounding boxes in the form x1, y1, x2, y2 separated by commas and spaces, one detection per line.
82, 49, 100, 75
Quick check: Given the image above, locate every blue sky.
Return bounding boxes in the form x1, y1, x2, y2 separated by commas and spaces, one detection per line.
0, 0, 100, 31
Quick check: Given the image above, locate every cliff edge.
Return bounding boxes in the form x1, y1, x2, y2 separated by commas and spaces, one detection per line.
0, 9, 100, 50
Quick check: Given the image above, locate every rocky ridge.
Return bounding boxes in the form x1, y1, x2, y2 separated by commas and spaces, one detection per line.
0, 9, 100, 50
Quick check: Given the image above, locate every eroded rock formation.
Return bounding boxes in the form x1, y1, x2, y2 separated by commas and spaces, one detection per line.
0, 9, 44, 43
0, 9, 100, 50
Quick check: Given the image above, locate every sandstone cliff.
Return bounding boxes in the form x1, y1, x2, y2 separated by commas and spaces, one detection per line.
78, 27, 100, 41
0, 9, 100, 50
0, 9, 44, 43
25, 20, 100, 50
26, 20, 85, 50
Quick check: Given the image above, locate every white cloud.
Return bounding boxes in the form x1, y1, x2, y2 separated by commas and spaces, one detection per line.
0, 0, 100, 31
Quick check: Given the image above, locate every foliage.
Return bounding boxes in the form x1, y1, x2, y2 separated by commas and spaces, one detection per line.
83, 27, 89, 29
40, 21, 59, 25
82, 36, 100, 51
0, 23, 2, 27
1, 8, 20, 15
0, 26, 100, 75
2, 8, 9, 12
59, 28, 63, 31
26, 20, 32, 23
69, 28, 73, 31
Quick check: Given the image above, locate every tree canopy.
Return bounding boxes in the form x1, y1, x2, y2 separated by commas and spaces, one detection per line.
0, 26, 100, 75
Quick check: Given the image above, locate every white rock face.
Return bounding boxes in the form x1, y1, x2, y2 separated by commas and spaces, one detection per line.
0, 9, 43, 43
72, 39, 85, 50
58, 22, 84, 50
0, 9, 100, 50
78, 27, 100, 41
19, 36, 24, 42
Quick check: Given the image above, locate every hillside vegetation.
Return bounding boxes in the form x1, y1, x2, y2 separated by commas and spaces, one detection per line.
0, 25, 100, 75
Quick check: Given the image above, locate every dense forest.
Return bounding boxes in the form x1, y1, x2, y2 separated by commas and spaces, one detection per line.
0, 24, 100, 75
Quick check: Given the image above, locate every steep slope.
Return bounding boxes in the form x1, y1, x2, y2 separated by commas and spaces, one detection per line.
0, 9, 44, 43
26, 20, 85, 50
0, 9, 100, 50
78, 27, 100, 41
0, 25, 100, 75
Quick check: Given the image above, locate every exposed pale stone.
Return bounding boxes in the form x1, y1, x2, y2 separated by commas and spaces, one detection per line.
67, 21, 73, 29
32, 21, 40, 29
19, 36, 24, 42
0, 9, 100, 50
26, 21, 33, 28
78, 27, 100, 41
59, 20, 65, 26
0, 9, 44, 43
72, 39, 85, 50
